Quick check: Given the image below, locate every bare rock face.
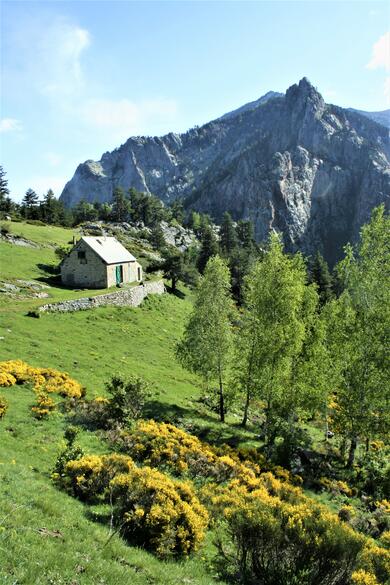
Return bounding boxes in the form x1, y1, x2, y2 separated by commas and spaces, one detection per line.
61, 78, 390, 264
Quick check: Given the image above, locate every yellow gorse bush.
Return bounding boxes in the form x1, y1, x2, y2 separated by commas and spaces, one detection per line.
57, 419, 389, 579
63, 453, 134, 501
0, 372, 16, 387
31, 392, 56, 419
351, 570, 380, 585
0, 360, 83, 398
0, 395, 8, 419
111, 465, 208, 557
118, 419, 260, 482
59, 451, 208, 557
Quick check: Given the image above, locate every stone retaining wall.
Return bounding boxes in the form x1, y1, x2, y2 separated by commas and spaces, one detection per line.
39, 280, 165, 313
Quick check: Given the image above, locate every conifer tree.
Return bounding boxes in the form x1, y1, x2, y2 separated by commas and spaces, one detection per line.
197, 225, 219, 273
112, 187, 131, 222
42, 189, 58, 224
236, 219, 255, 250
310, 251, 333, 305
22, 188, 39, 219
176, 256, 235, 422
220, 212, 238, 256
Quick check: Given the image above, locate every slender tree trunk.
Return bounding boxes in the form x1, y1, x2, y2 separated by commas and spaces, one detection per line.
324, 403, 329, 441
347, 436, 358, 468
241, 388, 250, 427
241, 340, 256, 427
218, 370, 225, 423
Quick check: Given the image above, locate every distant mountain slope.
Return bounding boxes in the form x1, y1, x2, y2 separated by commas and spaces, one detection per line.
61, 78, 390, 263
348, 108, 390, 129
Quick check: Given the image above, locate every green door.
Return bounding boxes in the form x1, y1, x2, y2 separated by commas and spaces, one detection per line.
115, 265, 123, 285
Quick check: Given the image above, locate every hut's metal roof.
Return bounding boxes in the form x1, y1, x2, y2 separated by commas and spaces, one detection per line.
81, 236, 136, 264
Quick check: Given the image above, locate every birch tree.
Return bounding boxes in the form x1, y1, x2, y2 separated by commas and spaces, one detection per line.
176, 255, 235, 422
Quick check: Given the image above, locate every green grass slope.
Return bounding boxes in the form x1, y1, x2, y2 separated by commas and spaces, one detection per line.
0, 384, 223, 585
0, 222, 236, 583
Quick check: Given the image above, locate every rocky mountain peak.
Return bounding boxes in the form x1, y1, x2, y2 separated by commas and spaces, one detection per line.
285, 77, 325, 116
60, 78, 390, 264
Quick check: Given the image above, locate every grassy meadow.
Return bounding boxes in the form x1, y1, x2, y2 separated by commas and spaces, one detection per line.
0, 221, 247, 584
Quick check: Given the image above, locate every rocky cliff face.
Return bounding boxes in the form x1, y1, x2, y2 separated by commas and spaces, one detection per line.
61, 78, 390, 263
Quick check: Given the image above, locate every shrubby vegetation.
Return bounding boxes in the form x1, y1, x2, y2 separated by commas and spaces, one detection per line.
56, 418, 389, 583
0, 395, 8, 419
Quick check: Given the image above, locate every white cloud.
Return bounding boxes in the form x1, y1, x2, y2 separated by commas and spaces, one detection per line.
366, 31, 390, 71
40, 21, 91, 97
384, 77, 390, 105
43, 152, 63, 167
82, 98, 178, 138
0, 118, 23, 133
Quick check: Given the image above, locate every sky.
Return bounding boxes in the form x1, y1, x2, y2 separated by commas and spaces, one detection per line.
1, 0, 389, 202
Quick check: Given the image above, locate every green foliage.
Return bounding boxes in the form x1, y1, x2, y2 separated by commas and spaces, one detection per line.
73, 199, 99, 224
105, 375, 152, 425
22, 188, 40, 219
169, 199, 185, 224
128, 188, 168, 227
354, 443, 390, 500
112, 186, 131, 222
54, 243, 72, 261
309, 251, 333, 306
236, 219, 255, 250
149, 224, 166, 250
325, 205, 390, 465
53, 425, 84, 479
220, 212, 238, 256
216, 496, 364, 585
235, 232, 319, 436
197, 225, 219, 273
177, 256, 235, 421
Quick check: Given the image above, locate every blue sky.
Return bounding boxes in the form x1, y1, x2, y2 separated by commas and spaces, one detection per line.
1, 0, 389, 201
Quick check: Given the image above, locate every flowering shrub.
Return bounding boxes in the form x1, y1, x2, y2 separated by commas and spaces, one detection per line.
115, 419, 260, 482
351, 570, 380, 585
212, 482, 365, 585
62, 453, 134, 501
356, 543, 390, 585
111, 466, 208, 557
0, 360, 84, 398
31, 392, 56, 419
318, 476, 353, 497
0, 395, 8, 419
0, 372, 16, 387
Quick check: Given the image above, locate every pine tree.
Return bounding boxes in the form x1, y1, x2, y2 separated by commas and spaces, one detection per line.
42, 189, 58, 224
0, 166, 10, 211
112, 187, 131, 222
176, 256, 235, 422
197, 225, 219, 273
220, 212, 238, 256
22, 188, 39, 219
150, 224, 166, 250
310, 251, 333, 305
236, 219, 255, 250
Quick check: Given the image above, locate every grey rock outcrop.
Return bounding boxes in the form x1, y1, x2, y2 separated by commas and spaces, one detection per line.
61, 78, 390, 263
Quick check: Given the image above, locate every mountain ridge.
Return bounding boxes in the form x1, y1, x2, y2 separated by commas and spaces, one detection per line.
60, 78, 390, 263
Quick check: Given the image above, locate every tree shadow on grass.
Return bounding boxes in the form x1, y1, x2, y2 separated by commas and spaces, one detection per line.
164, 285, 186, 299
144, 399, 258, 448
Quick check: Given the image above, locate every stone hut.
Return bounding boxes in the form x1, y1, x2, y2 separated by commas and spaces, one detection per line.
61, 236, 143, 288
